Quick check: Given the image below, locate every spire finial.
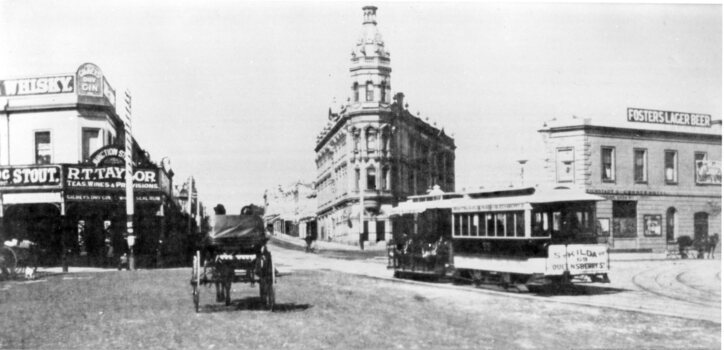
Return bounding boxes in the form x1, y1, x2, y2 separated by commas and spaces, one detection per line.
362, 6, 378, 25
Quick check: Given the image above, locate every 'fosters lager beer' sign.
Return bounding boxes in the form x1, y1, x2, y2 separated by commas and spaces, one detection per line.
627, 108, 711, 128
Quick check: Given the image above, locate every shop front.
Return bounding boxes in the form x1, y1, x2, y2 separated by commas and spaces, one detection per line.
0, 148, 175, 267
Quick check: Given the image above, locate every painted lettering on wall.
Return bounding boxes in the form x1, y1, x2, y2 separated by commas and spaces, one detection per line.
0, 166, 62, 187
0, 76, 74, 96
627, 108, 711, 128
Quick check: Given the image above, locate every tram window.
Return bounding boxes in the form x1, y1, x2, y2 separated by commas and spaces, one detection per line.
461, 214, 469, 236
486, 214, 495, 236
515, 212, 525, 237
472, 214, 479, 236
532, 212, 550, 237
454, 214, 461, 236
505, 213, 515, 237
495, 213, 505, 237
552, 211, 562, 232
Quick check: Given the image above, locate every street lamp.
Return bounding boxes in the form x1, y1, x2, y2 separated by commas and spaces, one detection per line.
517, 159, 528, 187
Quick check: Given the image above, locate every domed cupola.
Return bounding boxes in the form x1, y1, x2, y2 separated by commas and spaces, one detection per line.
349, 6, 391, 108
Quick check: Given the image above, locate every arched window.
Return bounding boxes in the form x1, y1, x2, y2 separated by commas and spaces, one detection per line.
366, 128, 376, 153
382, 167, 390, 190
353, 82, 359, 102
367, 167, 377, 190
666, 207, 676, 242
366, 81, 374, 102
380, 81, 387, 103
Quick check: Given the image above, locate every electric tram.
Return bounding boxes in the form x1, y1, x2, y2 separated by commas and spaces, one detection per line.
387, 186, 610, 291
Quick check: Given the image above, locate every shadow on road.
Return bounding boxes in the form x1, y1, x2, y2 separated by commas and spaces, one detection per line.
199, 297, 311, 313
532, 284, 630, 297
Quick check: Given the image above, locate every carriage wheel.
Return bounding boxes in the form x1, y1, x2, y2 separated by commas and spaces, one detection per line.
258, 252, 275, 310
0, 247, 18, 280
191, 251, 201, 313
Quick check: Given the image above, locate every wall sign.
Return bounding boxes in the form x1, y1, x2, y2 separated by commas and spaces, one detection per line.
0, 165, 62, 188
76, 63, 104, 98
0, 75, 74, 97
89, 145, 130, 167
643, 215, 662, 237
696, 160, 722, 185
627, 108, 711, 128
64, 165, 158, 190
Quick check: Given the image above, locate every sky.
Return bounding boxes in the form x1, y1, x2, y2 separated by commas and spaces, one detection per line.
0, 1, 721, 214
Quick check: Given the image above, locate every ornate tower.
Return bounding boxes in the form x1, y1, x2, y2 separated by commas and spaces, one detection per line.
349, 6, 391, 108
314, 6, 455, 246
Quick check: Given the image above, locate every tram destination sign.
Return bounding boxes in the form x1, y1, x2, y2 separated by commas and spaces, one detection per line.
0, 165, 62, 189
627, 108, 711, 127
546, 244, 608, 275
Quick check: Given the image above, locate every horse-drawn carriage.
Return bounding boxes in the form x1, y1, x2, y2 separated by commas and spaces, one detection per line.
0, 239, 38, 280
190, 206, 276, 312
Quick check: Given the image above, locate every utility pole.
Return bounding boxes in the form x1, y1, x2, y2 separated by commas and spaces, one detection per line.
123, 90, 135, 270
518, 159, 528, 187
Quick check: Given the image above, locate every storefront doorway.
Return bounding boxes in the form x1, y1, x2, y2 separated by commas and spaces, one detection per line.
666, 207, 676, 242
694, 212, 709, 241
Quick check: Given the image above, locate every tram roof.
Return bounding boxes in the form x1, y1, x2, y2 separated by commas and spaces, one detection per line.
389, 186, 603, 216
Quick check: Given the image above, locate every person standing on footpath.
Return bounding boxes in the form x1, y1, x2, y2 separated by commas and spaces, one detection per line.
103, 221, 114, 268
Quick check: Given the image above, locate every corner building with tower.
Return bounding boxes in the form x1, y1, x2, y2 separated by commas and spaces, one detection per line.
314, 6, 456, 245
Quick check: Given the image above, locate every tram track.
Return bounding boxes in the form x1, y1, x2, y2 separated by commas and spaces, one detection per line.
675, 271, 721, 301
631, 269, 716, 308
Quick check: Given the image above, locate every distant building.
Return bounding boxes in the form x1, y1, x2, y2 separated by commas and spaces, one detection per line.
264, 181, 316, 238
539, 109, 721, 254
315, 6, 456, 245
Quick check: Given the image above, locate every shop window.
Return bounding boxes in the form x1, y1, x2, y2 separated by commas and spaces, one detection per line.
35, 131, 51, 164
634, 148, 647, 183
613, 201, 637, 238
367, 167, 376, 190
82, 128, 101, 161
664, 150, 677, 184
694, 152, 719, 185
365, 81, 374, 102
556, 148, 574, 183
601, 147, 615, 182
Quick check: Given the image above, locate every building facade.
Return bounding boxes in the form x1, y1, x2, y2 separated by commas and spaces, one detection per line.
314, 6, 456, 245
0, 63, 190, 267
264, 181, 316, 238
539, 109, 721, 254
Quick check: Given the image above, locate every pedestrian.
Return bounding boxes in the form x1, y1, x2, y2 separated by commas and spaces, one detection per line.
707, 233, 719, 259
359, 233, 365, 251
694, 236, 707, 259
103, 221, 114, 268
304, 233, 314, 253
